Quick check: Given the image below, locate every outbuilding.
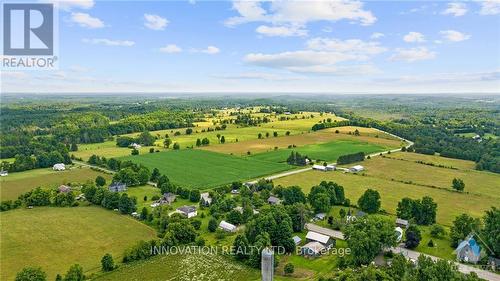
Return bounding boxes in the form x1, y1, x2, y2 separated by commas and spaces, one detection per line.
312, 165, 327, 171
306, 231, 335, 249
53, 163, 66, 171
176, 205, 197, 218
267, 196, 281, 205
301, 241, 326, 257
292, 236, 302, 245
349, 165, 364, 172
396, 218, 409, 229
108, 182, 127, 192
219, 220, 237, 232
200, 192, 212, 206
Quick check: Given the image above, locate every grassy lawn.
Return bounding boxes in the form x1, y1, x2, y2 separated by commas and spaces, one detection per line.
93, 253, 260, 281
120, 149, 291, 189
0, 206, 156, 281
123, 185, 162, 211
385, 152, 476, 170
202, 126, 403, 156
72, 141, 168, 160
274, 169, 499, 226
248, 140, 389, 163
0, 166, 113, 200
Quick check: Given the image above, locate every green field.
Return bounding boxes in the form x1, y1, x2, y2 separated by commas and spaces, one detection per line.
275, 153, 500, 225
0, 166, 113, 200
0, 206, 156, 281
248, 140, 389, 163
120, 149, 291, 189
94, 253, 260, 281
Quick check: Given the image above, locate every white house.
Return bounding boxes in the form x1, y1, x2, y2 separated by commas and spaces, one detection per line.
219, 220, 237, 232
312, 165, 327, 171
200, 192, 212, 206
53, 163, 66, 171
349, 165, 364, 172
176, 205, 197, 218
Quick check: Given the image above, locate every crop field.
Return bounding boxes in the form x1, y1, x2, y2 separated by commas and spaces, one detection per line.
0, 206, 156, 281
202, 126, 404, 156
274, 153, 500, 225
248, 140, 389, 163
120, 149, 291, 189
94, 253, 260, 281
0, 166, 113, 200
72, 141, 169, 160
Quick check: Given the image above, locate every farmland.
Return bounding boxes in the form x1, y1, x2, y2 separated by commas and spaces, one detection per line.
248, 139, 389, 163
274, 152, 500, 225
0, 166, 113, 200
120, 149, 291, 189
0, 206, 157, 281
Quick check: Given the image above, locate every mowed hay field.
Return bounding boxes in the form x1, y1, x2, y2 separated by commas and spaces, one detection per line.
275, 153, 500, 225
0, 166, 113, 200
248, 140, 389, 163
120, 149, 291, 189
94, 253, 260, 281
0, 206, 156, 281
202, 126, 404, 156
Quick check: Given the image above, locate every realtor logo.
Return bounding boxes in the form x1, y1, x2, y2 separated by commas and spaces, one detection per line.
3, 3, 54, 55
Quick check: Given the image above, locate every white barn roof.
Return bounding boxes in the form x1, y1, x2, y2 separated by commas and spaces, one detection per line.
306, 231, 330, 244
351, 165, 364, 171
219, 220, 236, 231
312, 165, 326, 171
302, 241, 325, 255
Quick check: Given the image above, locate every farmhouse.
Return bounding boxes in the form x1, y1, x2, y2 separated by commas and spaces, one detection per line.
396, 218, 409, 229
455, 235, 481, 264
312, 165, 327, 171
58, 185, 71, 193
301, 241, 326, 257
306, 231, 335, 249
349, 165, 364, 172
53, 163, 66, 171
108, 182, 127, 192
0, 170, 8, 176
200, 192, 212, 206
292, 236, 302, 245
177, 205, 197, 218
159, 192, 176, 205
267, 196, 281, 205
219, 220, 237, 232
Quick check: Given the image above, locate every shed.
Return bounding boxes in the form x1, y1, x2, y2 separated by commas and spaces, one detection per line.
292, 236, 302, 245
108, 182, 127, 192
396, 218, 409, 229
312, 165, 327, 171
219, 220, 237, 232
306, 231, 334, 248
325, 165, 336, 171
315, 213, 326, 220
53, 163, 66, 171
349, 165, 364, 172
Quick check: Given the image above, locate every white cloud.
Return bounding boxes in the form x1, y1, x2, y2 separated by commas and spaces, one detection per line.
200, 46, 220, 54
225, 0, 376, 27
479, 0, 500, 15
390, 47, 436, 62
379, 71, 500, 83
1, 71, 29, 79
256, 24, 307, 37
70, 12, 104, 28
306, 38, 387, 56
159, 44, 182, 53
213, 72, 302, 81
442, 3, 468, 16
82, 38, 135, 46
370, 32, 384, 39
144, 14, 168, 30
403, 32, 425, 43
440, 30, 471, 42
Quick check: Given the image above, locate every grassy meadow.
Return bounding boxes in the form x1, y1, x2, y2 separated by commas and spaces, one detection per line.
0, 166, 113, 200
274, 152, 500, 225
120, 149, 291, 189
0, 206, 156, 281
248, 140, 389, 163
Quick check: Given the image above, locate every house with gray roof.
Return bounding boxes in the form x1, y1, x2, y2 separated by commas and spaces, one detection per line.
455, 235, 481, 264
108, 182, 127, 192
176, 205, 197, 218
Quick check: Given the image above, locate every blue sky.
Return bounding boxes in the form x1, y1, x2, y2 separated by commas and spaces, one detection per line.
2, 0, 500, 93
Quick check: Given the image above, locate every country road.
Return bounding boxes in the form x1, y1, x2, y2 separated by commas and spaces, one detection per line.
306, 223, 500, 281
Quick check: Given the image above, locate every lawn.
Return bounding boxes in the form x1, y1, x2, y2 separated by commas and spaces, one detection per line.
93, 253, 260, 281
0, 206, 156, 281
120, 149, 291, 189
274, 167, 499, 226
202, 126, 404, 156
0, 166, 113, 200
248, 139, 389, 163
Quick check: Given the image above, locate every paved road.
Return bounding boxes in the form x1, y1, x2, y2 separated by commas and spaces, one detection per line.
306, 223, 499, 281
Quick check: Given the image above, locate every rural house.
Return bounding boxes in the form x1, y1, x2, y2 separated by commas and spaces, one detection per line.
53, 163, 66, 171
200, 192, 212, 206
219, 220, 237, 232
349, 165, 364, 172
160, 192, 176, 205
267, 196, 281, 205
108, 182, 127, 192
177, 205, 197, 218
455, 235, 481, 264
396, 218, 409, 229
58, 185, 71, 193
306, 231, 335, 249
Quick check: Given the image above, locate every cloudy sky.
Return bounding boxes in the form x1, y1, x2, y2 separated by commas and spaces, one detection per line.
2, 0, 500, 94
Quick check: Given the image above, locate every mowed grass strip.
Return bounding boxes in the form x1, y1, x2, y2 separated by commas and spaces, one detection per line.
248, 140, 389, 163
0, 206, 156, 281
0, 166, 113, 200
120, 149, 291, 189
94, 253, 260, 281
